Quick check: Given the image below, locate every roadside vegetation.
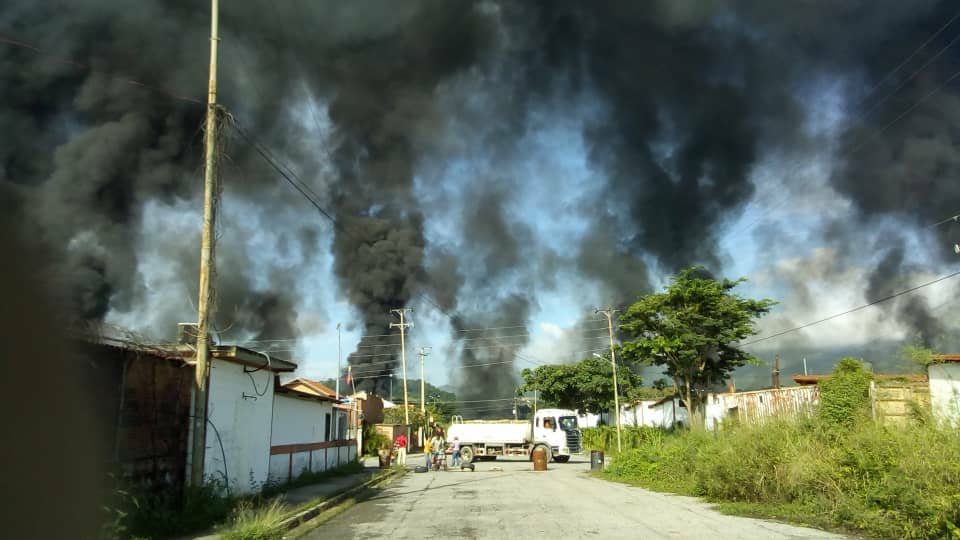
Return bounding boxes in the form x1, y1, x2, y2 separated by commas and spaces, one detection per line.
99, 459, 368, 539
597, 359, 960, 539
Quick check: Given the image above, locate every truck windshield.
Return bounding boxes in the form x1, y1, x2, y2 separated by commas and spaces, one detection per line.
559, 416, 578, 430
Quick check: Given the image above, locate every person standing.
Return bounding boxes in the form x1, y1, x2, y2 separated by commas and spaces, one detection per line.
451, 436, 461, 467
395, 432, 407, 466
423, 436, 433, 470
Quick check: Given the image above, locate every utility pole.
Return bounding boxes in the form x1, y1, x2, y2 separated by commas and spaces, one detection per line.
418, 347, 430, 447
418, 347, 431, 414
191, 0, 220, 488
772, 354, 781, 389
390, 309, 413, 426
335, 323, 341, 439
596, 307, 622, 453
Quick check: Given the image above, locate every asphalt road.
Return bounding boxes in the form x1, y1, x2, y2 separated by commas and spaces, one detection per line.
304, 456, 844, 540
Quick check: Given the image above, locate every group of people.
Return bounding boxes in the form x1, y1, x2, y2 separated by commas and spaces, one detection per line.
393, 424, 461, 470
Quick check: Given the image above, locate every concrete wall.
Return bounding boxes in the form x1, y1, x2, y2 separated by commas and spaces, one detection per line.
267, 394, 357, 485
930, 363, 960, 426
266, 441, 357, 485
203, 358, 275, 494
271, 394, 332, 446
870, 380, 930, 425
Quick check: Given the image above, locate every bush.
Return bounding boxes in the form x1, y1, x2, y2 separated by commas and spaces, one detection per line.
599, 358, 960, 539
362, 424, 391, 456
818, 357, 872, 427
99, 480, 235, 539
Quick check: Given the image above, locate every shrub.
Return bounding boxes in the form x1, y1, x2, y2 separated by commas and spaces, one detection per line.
818, 357, 872, 427
601, 404, 960, 538
362, 424, 391, 456
99, 480, 235, 539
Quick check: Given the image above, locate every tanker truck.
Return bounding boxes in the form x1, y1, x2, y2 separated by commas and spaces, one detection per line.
446, 408, 582, 464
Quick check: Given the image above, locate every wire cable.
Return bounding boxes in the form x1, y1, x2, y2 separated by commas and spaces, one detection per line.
743, 268, 960, 346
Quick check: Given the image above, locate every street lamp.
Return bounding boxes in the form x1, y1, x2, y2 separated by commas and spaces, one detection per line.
594, 351, 622, 452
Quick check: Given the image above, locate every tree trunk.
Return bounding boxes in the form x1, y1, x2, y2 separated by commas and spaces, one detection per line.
684, 380, 693, 430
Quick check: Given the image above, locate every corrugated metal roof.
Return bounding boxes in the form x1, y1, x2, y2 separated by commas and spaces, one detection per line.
933, 354, 960, 363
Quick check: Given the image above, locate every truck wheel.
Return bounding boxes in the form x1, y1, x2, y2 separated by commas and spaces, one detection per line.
553, 455, 570, 463
459, 446, 474, 464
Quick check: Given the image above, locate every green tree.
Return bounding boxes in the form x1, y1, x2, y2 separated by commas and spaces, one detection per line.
518, 355, 644, 414
619, 267, 775, 424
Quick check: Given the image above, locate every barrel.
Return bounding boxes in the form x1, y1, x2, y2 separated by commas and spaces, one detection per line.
590, 450, 604, 471
532, 446, 548, 471
378, 448, 393, 469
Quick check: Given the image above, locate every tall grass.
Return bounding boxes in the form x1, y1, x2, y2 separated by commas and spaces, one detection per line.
220, 499, 287, 540
601, 360, 960, 539
581, 425, 666, 454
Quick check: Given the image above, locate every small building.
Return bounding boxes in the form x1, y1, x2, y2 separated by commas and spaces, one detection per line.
268, 378, 356, 485
929, 354, 960, 427
186, 345, 298, 494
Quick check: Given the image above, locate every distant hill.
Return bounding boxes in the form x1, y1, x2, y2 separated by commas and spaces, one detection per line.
638, 338, 933, 391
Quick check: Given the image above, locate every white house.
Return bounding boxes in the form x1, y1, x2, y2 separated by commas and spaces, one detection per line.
268, 378, 357, 485
929, 355, 960, 427
577, 397, 688, 429
193, 346, 298, 495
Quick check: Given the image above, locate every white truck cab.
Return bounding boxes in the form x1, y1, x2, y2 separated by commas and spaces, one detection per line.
532, 408, 582, 462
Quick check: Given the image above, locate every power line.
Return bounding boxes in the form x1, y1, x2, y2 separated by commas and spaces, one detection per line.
852, 6, 960, 109
928, 212, 960, 229
743, 268, 960, 346
0, 33, 204, 105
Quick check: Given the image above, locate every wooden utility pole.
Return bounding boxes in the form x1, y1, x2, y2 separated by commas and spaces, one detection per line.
596, 307, 622, 453
390, 309, 412, 425
191, 0, 221, 488
418, 347, 430, 414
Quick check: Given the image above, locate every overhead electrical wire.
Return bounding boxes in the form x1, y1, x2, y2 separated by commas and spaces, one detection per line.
742, 268, 960, 346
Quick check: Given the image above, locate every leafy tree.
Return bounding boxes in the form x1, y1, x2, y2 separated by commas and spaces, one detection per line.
518, 355, 644, 414
652, 378, 670, 391
619, 267, 775, 424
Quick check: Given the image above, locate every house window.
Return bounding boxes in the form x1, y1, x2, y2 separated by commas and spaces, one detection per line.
324, 413, 332, 441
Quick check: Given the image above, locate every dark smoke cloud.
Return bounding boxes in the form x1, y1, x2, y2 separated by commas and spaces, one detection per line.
867, 239, 945, 346
4, 0, 959, 395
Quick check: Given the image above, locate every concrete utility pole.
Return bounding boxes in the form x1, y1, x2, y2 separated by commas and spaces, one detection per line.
191, 0, 220, 488
335, 323, 341, 439
418, 347, 431, 414
772, 353, 781, 389
390, 308, 413, 425
596, 308, 622, 453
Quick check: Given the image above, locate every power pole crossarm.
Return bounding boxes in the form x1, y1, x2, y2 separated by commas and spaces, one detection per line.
191, 0, 220, 488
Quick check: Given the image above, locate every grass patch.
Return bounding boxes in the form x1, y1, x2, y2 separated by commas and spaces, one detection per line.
599, 360, 960, 539
220, 499, 287, 540
100, 460, 369, 539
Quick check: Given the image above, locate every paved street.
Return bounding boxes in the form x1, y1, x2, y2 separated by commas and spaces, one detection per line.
306, 457, 843, 540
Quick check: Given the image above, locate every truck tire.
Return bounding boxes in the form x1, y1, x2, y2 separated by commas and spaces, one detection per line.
459, 445, 474, 464
553, 455, 570, 463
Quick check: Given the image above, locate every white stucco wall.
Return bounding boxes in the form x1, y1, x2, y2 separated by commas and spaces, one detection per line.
930, 363, 960, 426
271, 394, 332, 446
204, 358, 275, 494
